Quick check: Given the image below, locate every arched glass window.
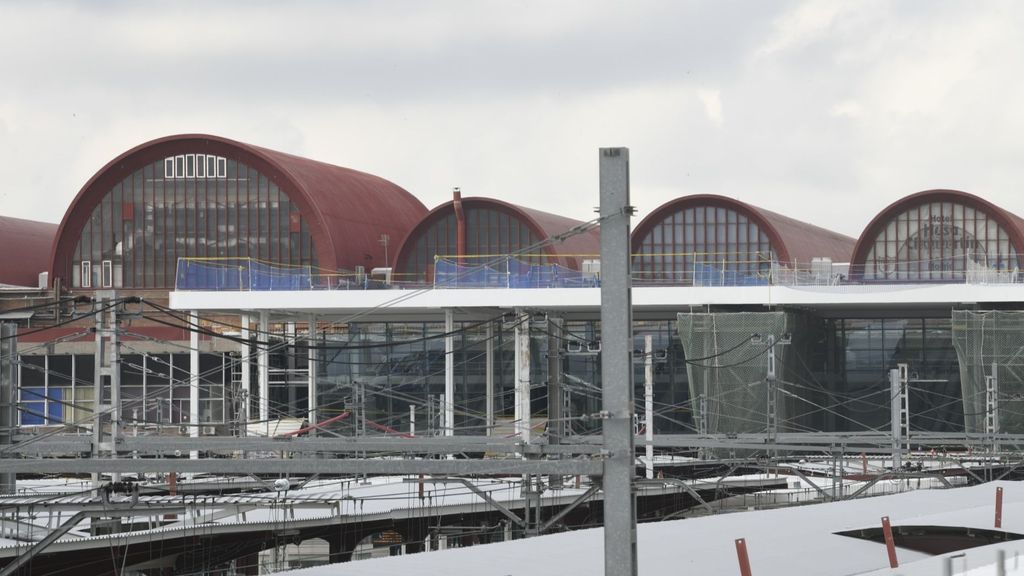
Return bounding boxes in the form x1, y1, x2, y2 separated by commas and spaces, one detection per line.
70, 158, 317, 288
633, 205, 775, 285
402, 207, 546, 277
861, 201, 1020, 281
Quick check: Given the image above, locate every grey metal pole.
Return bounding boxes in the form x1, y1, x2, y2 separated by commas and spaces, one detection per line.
890, 368, 902, 470
599, 146, 638, 576
486, 322, 494, 436
308, 314, 318, 436
549, 316, 564, 489
644, 334, 654, 480
190, 310, 199, 459
515, 309, 531, 445
0, 323, 16, 494
240, 314, 250, 435
258, 311, 270, 436
445, 308, 455, 437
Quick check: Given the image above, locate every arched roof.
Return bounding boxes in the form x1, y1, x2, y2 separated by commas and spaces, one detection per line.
850, 189, 1024, 275
0, 216, 57, 288
49, 134, 428, 284
632, 194, 855, 263
393, 196, 601, 270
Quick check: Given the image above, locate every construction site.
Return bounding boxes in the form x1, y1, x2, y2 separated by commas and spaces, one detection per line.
3, 135, 1024, 575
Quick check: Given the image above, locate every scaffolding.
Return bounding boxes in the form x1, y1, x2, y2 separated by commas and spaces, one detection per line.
677, 312, 789, 439
951, 310, 1024, 434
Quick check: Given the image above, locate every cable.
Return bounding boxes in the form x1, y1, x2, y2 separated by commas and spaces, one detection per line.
0, 299, 123, 341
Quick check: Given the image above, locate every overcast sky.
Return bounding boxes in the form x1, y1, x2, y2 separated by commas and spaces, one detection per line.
2, 0, 1023, 238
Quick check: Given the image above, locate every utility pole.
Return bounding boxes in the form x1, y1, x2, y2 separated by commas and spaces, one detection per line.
189, 310, 199, 460
889, 368, 902, 470
92, 291, 121, 486
599, 146, 637, 576
308, 314, 318, 436
766, 334, 777, 458
514, 309, 531, 445
548, 315, 564, 489
644, 335, 654, 480
0, 323, 16, 494
986, 361, 999, 455
444, 308, 455, 438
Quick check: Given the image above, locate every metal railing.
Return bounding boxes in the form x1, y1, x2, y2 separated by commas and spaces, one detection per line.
174, 254, 1024, 291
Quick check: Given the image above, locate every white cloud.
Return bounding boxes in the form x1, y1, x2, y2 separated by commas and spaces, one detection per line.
697, 89, 724, 126
830, 100, 863, 118
3, 1, 1024, 243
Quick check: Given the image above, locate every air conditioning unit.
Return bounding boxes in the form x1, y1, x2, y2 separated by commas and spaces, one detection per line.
202, 426, 217, 435
38, 271, 49, 289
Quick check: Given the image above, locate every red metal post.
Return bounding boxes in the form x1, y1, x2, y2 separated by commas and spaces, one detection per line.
881, 516, 898, 568
735, 538, 753, 576
862, 452, 868, 475
996, 486, 1004, 528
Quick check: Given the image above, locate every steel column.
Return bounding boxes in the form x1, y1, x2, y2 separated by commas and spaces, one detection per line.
599, 146, 637, 576
0, 324, 15, 494
258, 311, 269, 436
190, 310, 200, 459
444, 308, 455, 437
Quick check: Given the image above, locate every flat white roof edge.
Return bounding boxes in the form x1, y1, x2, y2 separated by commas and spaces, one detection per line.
169, 283, 1024, 314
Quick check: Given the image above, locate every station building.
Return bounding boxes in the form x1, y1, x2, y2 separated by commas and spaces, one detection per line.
9, 134, 429, 431
5, 134, 1024, 442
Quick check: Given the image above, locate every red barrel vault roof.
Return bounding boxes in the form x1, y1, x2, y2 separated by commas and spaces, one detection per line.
49, 134, 428, 285
632, 194, 856, 264
0, 216, 57, 288
393, 196, 601, 270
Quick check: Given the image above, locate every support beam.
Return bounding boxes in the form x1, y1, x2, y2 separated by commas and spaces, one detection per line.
599, 146, 638, 576
0, 457, 603, 476
634, 475, 716, 516
448, 478, 525, 528
0, 511, 87, 576
539, 485, 600, 533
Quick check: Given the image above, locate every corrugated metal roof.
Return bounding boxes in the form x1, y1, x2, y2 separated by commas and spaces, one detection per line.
632, 194, 856, 264
49, 134, 428, 286
0, 215, 56, 288
393, 196, 601, 271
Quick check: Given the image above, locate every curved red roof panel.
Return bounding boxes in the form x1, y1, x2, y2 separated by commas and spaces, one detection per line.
393, 196, 601, 271
0, 216, 57, 288
632, 194, 855, 263
850, 189, 1024, 278
49, 134, 427, 286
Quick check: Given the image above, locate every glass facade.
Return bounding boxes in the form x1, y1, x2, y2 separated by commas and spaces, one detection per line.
861, 200, 1021, 281
633, 205, 775, 285
17, 316, 965, 435
309, 319, 693, 437
817, 317, 962, 432
18, 352, 230, 426
70, 157, 318, 289
303, 314, 962, 437
401, 207, 547, 281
